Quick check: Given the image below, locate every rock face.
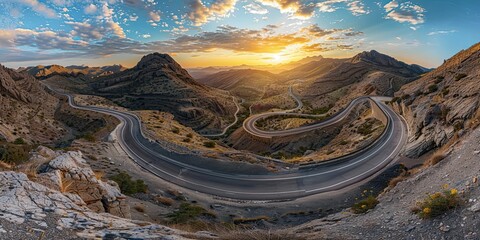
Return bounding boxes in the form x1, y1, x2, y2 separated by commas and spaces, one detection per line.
0, 171, 190, 239
34, 147, 130, 218
394, 42, 480, 157
89, 53, 237, 133
0, 147, 193, 239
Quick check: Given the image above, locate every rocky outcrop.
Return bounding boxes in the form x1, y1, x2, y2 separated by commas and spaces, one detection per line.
394, 42, 480, 157
0, 147, 198, 239
0, 171, 192, 239
33, 147, 130, 218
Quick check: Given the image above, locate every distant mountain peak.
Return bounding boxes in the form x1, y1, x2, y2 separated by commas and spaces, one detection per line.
136, 52, 177, 69
351, 50, 393, 64
351, 50, 428, 74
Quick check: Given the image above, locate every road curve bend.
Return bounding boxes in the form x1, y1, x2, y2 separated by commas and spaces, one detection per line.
45, 85, 408, 201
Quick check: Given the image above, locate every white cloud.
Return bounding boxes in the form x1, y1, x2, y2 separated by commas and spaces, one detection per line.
384, 0, 398, 12
188, 0, 238, 26
317, 0, 348, 13
243, 2, 268, 15
84, 4, 98, 14
129, 15, 138, 21
18, 0, 57, 18
100, 4, 125, 38
142, 34, 151, 38
427, 30, 457, 36
149, 11, 161, 22
384, 1, 425, 25
348, 1, 369, 16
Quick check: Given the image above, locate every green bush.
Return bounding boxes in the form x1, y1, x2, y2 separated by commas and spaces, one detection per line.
166, 203, 215, 224
13, 138, 26, 145
0, 142, 34, 164
82, 133, 96, 142
311, 105, 333, 115
352, 195, 379, 214
203, 141, 216, 148
428, 84, 438, 93
455, 73, 467, 81
357, 119, 376, 135
413, 186, 460, 219
171, 127, 180, 134
110, 172, 147, 195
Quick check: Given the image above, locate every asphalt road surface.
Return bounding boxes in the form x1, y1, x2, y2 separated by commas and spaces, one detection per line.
47, 85, 408, 200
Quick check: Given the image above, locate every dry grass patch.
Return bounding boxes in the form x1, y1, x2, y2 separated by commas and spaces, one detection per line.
133, 204, 146, 213
155, 196, 175, 206
233, 216, 270, 225
219, 229, 303, 240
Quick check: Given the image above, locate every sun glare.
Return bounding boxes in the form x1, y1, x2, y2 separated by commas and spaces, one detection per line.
272, 54, 283, 63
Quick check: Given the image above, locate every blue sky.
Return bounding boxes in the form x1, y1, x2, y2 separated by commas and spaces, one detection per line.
0, 0, 478, 68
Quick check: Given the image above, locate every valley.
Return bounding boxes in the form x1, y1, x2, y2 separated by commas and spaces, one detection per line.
0, 2, 478, 238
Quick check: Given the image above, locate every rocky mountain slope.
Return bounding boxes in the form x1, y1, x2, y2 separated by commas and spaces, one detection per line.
297, 50, 428, 112
21, 64, 126, 79
89, 53, 237, 133
197, 69, 279, 101
393, 42, 480, 157
279, 57, 346, 81
0, 65, 66, 144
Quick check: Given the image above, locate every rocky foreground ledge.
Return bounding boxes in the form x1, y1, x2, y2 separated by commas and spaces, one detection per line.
0, 147, 200, 239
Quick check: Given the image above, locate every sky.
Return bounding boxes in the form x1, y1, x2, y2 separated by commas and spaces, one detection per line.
0, 0, 478, 69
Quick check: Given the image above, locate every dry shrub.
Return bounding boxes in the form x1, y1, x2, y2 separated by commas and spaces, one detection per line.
94, 171, 105, 180
425, 153, 446, 166
233, 216, 270, 225
133, 205, 145, 213
219, 229, 303, 240
156, 196, 175, 206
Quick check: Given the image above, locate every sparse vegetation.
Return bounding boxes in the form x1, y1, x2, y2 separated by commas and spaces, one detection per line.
81, 133, 96, 142
428, 84, 438, 93
171, 127, 180, 134
455, 73, 468, 81
0, 141, 34, 165
166, 203, 216, 224
412, 185, 460, 219
425, 153, 447, 166
133, 205, 146, 213
357, 119, 376, 135
13, 138, 26, 145
155, 196, 175, 206
110, 171, 148, 195
233, 216, 270, 224
352, 195, 379, 214
203, 141, 216, 148
310, 105, 333, 115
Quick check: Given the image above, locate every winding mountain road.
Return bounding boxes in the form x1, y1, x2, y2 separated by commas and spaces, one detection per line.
46, 85, 408, 201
